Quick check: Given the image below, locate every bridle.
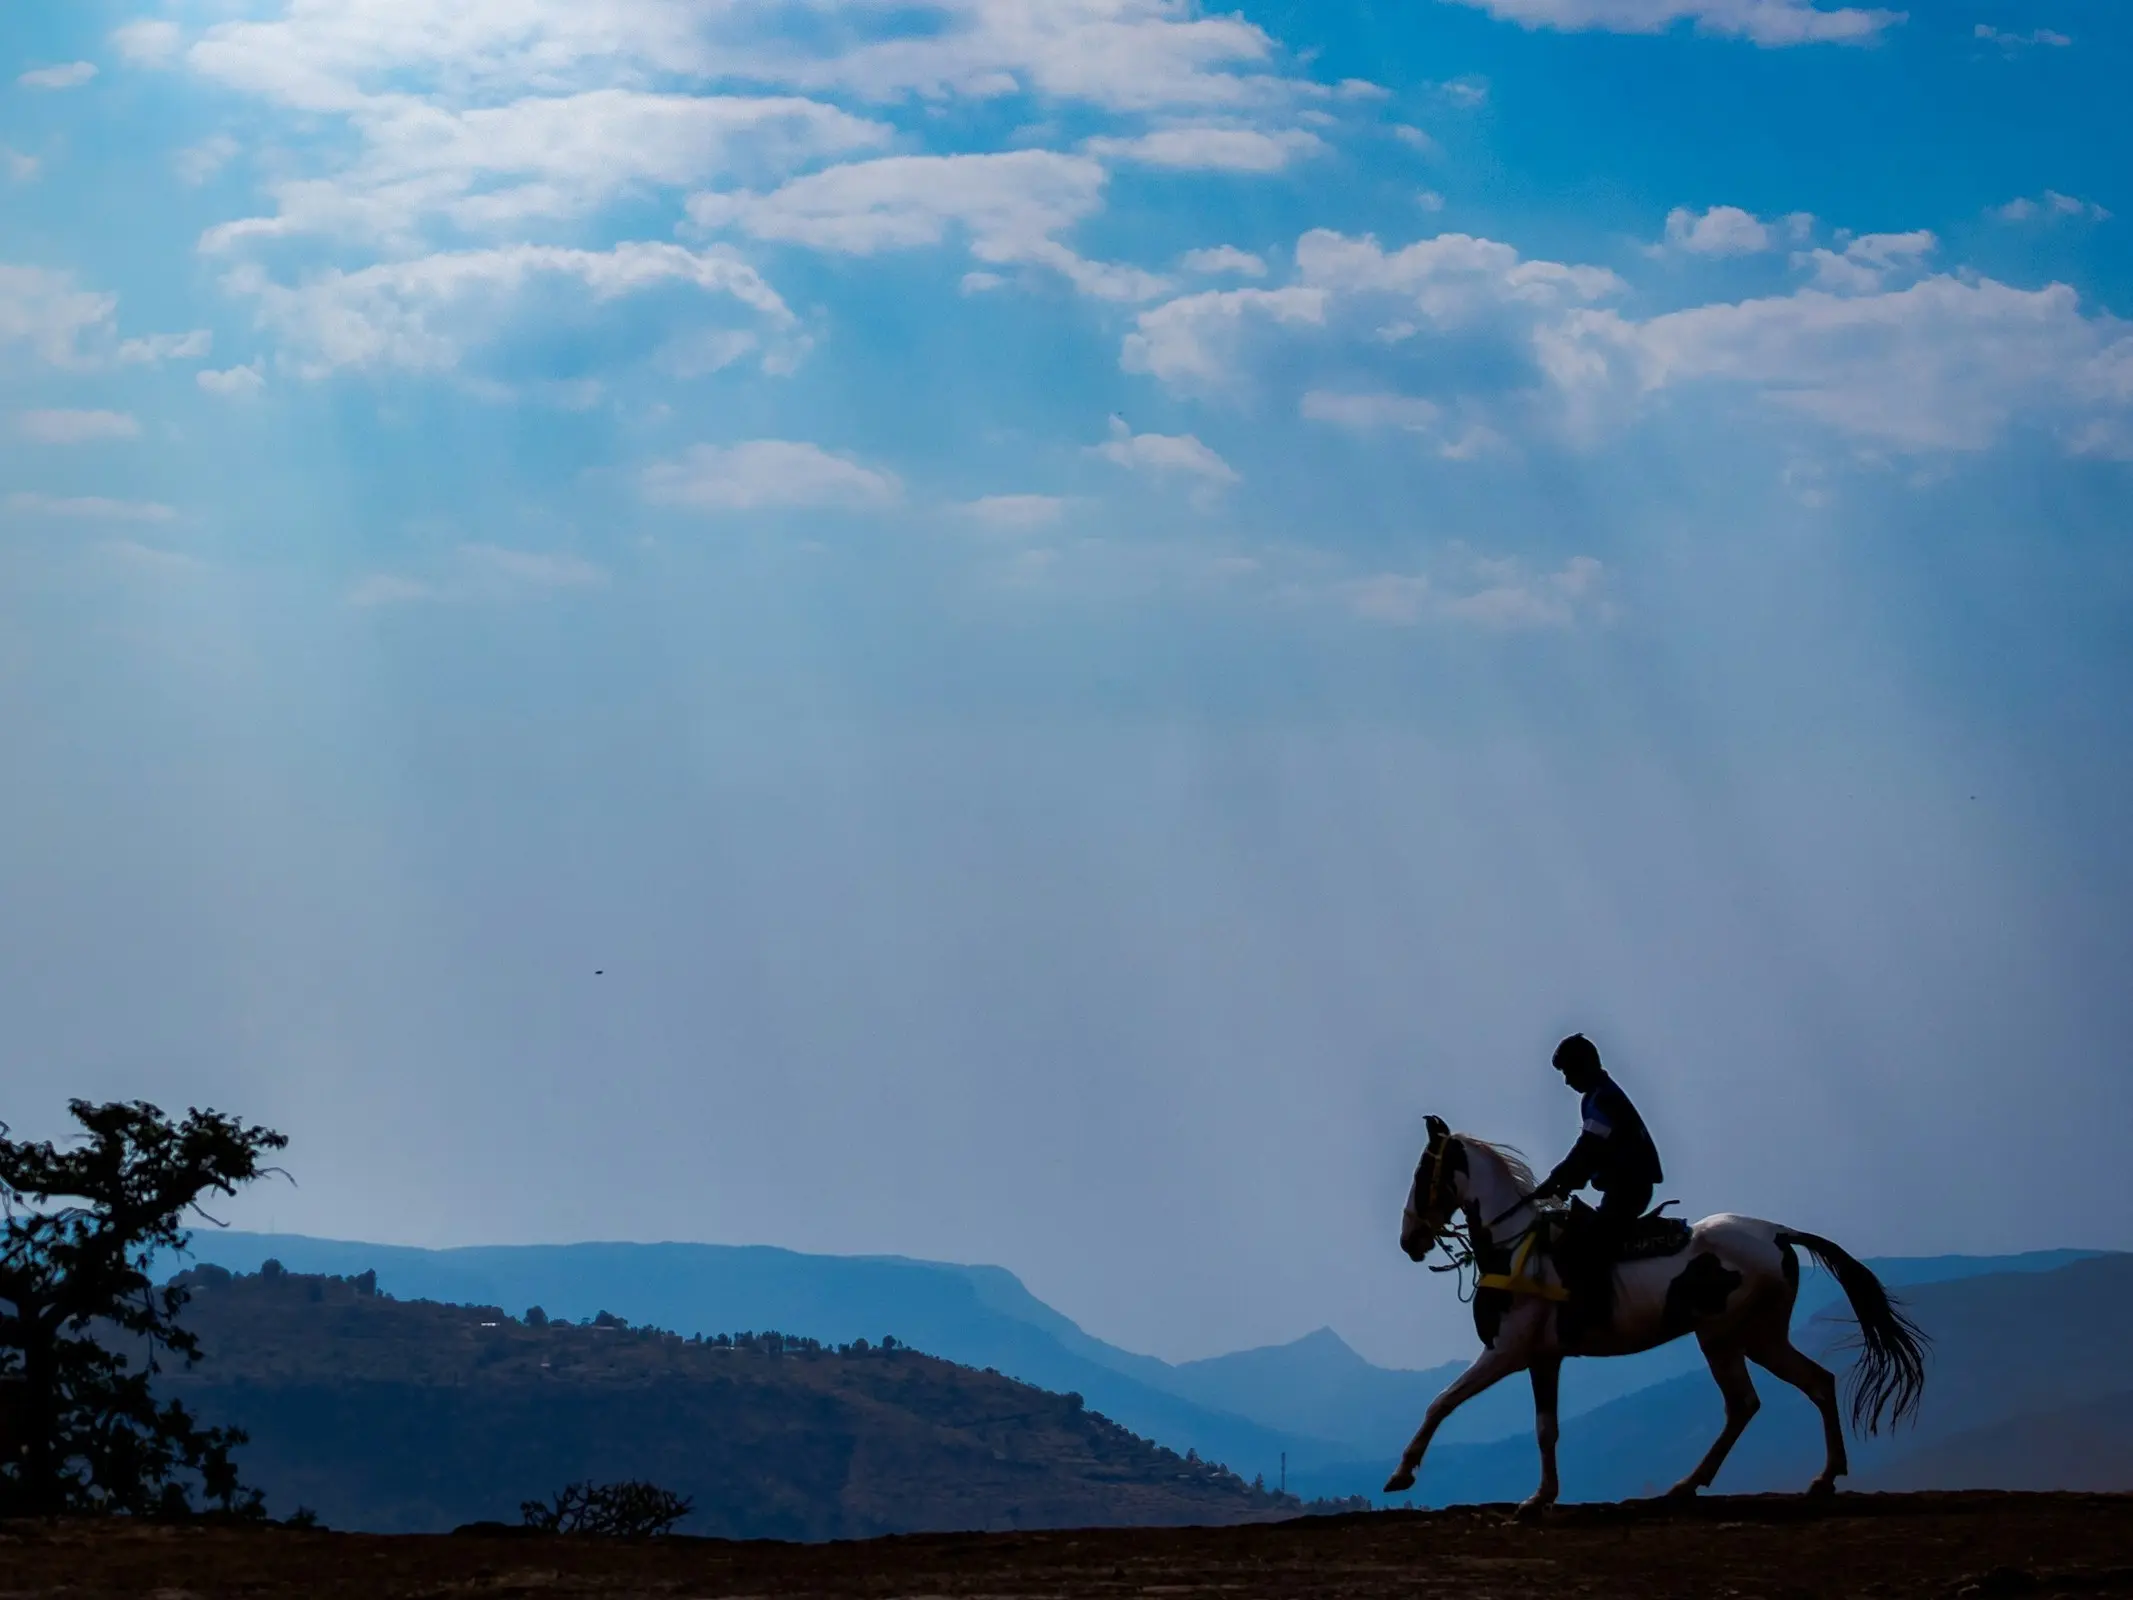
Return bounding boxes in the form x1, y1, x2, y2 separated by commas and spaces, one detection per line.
1411, 1128, 1544, 1302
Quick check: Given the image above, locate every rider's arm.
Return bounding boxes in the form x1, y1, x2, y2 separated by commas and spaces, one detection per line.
1536, 1093, 1615, 1197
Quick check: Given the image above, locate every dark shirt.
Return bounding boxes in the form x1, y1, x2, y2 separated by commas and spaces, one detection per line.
1544, 1072, 1663, 1196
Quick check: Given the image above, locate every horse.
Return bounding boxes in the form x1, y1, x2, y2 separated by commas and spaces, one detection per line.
1387, 1114, 1927, 1511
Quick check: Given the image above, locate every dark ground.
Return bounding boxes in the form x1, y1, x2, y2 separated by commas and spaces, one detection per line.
3, 1491, 2129, 1598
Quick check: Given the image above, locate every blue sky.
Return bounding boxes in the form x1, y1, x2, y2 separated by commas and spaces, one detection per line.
2, 0, 2129, 1367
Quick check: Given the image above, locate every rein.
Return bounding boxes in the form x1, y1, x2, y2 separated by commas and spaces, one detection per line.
1417, 1139, 1557, 1303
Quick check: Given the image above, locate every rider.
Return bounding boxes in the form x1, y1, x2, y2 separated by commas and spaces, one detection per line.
1529, 1033, 1663, 1339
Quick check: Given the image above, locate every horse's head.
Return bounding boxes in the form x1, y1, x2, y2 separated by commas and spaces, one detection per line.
1400, 1114, 1467, 1261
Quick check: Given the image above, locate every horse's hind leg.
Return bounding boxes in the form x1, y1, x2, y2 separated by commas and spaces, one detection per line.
1748, 1333, 1848, 1495
1667, 1334, 1760, 1498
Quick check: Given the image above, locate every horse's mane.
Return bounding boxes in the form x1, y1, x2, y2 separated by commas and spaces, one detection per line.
1457, 1136, 1538, 1193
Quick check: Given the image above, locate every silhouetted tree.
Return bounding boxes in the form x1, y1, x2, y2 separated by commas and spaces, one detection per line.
0, 1099, 287, 1516
521, 1479, 693, 1537
524, 1306, 548, 1328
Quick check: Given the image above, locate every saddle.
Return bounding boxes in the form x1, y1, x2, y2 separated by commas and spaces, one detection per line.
1615, 1204, 1694, 1261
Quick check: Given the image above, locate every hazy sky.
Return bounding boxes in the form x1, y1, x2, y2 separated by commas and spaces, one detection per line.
3, 0, 2129, 1370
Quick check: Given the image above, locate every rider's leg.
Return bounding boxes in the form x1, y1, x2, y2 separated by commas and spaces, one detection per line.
1748, 1332, 1848, 1494
1518, 1356, 1564, 1515
1668, 1333, 1760, 1497
1384, 1338, 1530, 1494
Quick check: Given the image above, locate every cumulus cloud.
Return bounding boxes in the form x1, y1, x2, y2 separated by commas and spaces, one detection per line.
14, 409, 140, 444
1537, 272, 2133, 452
688, 150, 1166, 301
1993, 191, 2110, 224
4, 150, 38, 184
1091, 415, 1238, 502
204, 92, 892, 248
5, 492, 175, 522
224, 242, 789, 376
19, 63, 98, 91
1083, 125, 1326, 172
642, 441, 901, 513
1180, 246, 1268, 278
960, 494, 1070, 532
187, 0, 1314, 118
1791, 229, 1935, 292
0, 265, 205, 370
1437, 0, 1902, 45
1663, 205, 1775, 255
1121, 286, 1328, 389
198, 360, 267, 396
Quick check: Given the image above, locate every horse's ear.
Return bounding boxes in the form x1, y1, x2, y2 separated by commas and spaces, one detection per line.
1424, 1114, 1449, 1143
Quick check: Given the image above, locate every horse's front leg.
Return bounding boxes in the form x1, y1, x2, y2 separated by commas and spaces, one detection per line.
1383, 1341, 1529, 1494
1514, 1356, 1563, 1518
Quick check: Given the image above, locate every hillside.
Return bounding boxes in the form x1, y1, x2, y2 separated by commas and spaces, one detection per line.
173, 1233, 1338, 1481
1299, 1251, 2133, 1505
159, 1265, 1300, 1537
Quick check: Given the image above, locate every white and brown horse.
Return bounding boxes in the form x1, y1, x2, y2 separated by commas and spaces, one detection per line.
1388, 1115, 1927, 1510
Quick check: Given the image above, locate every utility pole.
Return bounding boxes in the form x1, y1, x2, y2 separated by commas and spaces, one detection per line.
1280, 1451, 1286, 1495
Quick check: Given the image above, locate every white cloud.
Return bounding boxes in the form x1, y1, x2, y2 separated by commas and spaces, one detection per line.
1091, 415, 1239, 498
1663, 204, 1775, 256
100, 539, 203, 578
1341, 553, 1607, 628
459, 543, 607, 589
1417, 189, 1446, 212
4, 150, 38, 184
225, 242, 789, 376
114, 19, 184, 64
1180, 246, 1267, 278
688, 150, 1166, 302
205, 92, 892, 248
961, 494, 1069, 532
1437, 0, 1902, 45
0, 269, 202, 369
1792, 229, 1935, 292
1296, 228, 1624, 312
175, 135, 241, 187
5, 492, 176, 522
1434, 76, 1490, 107
1121, 285, 1328, 388
1301, 390, 1442, 431
1993, 191, 2110, 224
14, 409, 140, 444
198, 360, 267, 396
1393, 125, 1441, 155
1975, 23, 2072, 49
119, 330, 213, 365
187, 0, 1314, 118
959, 271, 1008, 294
655, 328, 758, 378
1083, 125, 1326, 172
19, 62, 99, 91
1539, 272, 2133, 452
642, 441, 901, 513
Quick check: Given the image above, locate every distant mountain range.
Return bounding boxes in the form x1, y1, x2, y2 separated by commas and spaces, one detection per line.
175, 1232, 2120, 1495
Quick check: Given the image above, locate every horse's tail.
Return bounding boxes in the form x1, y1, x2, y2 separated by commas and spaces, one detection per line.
1777, 1229, 1929, 1436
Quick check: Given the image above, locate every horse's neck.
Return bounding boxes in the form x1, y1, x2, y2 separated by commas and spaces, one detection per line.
1462, 1145, 1533, 1244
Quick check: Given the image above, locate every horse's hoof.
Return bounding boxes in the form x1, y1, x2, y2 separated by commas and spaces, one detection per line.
1664, 1481, 1701, 1501
1805, 1476, 1836, 1498
1383, 1469, 1416, 1494
1511, 1496, 1554, 1522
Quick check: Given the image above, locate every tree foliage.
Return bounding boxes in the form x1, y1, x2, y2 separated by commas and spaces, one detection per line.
0, 1099, 288, 1516
520, 1479, 695, 1537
